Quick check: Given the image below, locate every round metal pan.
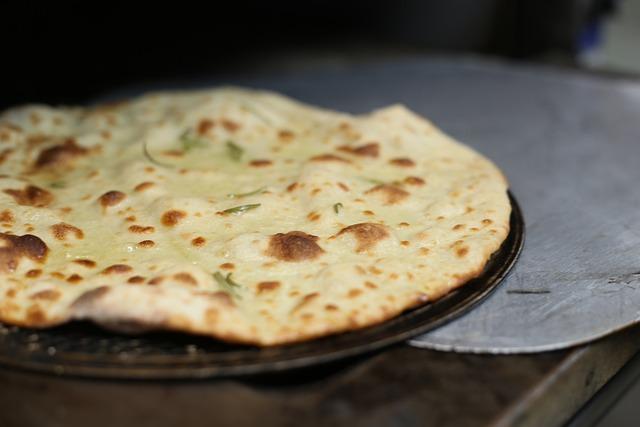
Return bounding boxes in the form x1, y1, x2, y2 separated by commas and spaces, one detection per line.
0, 193, 524, 380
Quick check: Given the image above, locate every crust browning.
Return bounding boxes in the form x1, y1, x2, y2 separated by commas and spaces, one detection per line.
4, 185, 53, 207
34, 138, 89, 169
0, 233, 49, 272
337, 223, 390, 252
365, 184, 409, 205
267, 231, 325, 262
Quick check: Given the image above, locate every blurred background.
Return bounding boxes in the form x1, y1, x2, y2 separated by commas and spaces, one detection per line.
2, 1, 640, 425
1, 0, 637, 110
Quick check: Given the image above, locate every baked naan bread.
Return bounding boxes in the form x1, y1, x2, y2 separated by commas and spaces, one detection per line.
0, 88, 510, 345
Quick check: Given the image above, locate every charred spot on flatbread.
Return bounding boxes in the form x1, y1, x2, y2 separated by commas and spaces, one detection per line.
0, 233, 48, 272
98, 190, 126, 208
34, 138, 89, 169
338, 142, 379, 158
336, 223, 390, 253
4, 185, 53, 207
365, 184, 409, 205
267, 231, 325, 262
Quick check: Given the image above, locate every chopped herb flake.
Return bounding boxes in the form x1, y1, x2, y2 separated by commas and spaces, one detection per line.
142, 140, 175, 168
226, 140, 244, 162
213, 271, 242, 298
49, 181, 66, 189
221, 203, 261, 215
362, 177, 385, 185
242, 103, 272, 124
333, 202, 343, 214
180, 129, 207, 152
227, 187, 266, 199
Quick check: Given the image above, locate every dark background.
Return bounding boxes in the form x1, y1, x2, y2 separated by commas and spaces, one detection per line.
0, 0, 616, 110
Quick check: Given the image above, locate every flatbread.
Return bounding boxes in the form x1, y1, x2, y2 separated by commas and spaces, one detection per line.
0, 88, 510, 345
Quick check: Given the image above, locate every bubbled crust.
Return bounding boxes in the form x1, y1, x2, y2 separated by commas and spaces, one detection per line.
266, 231, 324, 262
0, 88, 510, 345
